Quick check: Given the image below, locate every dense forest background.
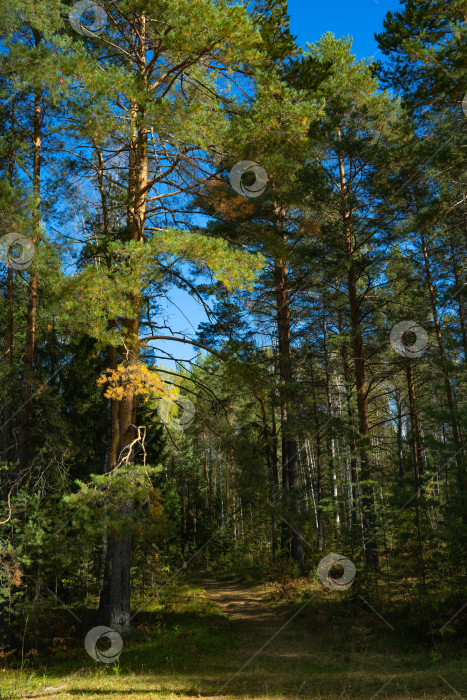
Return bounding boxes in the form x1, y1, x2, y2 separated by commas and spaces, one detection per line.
0, 0, 466, 697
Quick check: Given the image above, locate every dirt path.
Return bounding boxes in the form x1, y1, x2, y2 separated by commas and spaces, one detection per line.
196, 581, 465, 699
201, 579, 276, 623
199, 578, 310, 655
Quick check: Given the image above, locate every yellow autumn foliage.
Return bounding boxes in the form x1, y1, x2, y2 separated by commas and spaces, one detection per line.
97, 363, 175, 402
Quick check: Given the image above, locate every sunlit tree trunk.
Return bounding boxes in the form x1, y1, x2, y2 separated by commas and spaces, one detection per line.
99, 14, 149, 636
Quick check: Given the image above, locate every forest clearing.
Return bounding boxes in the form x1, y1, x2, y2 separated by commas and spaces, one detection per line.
0, 0, 466, 698
1, 576, 465, 699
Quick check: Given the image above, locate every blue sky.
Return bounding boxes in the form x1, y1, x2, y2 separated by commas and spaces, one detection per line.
156, 0, 400, 367
288, 0, 398, 60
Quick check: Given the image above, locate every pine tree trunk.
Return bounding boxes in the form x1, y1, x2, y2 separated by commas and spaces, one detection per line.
338, 150, 378, 568
420, 230, 465, 491
255, 391, 278, 558
202, 432, 211, 506
316, 432, 324, 550
338, 313, 359, 528
98, 13, 149, 635
406, 363, 424, 483
309, 360, 325, 549
273, 212, 304, 574
3, 266, 13, 465
3, 104, 15, 473
323, 316, 340, 533
396, 390, 403, 481
18, 83, 41, 472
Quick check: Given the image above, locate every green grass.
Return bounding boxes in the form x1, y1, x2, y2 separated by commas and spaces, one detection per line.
0, 578, 465, 700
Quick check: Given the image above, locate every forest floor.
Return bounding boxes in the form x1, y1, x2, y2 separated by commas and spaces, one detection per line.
0, 574, 465, 700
